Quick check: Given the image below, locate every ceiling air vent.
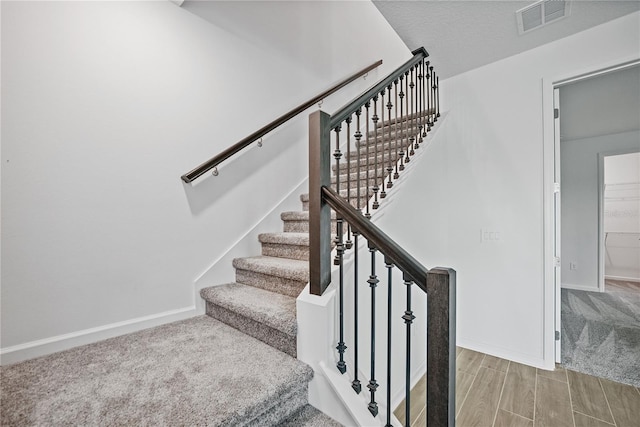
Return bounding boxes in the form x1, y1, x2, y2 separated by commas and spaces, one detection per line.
517, 0, 571, 34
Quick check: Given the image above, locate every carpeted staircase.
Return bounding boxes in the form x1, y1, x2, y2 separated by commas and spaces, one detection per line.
0, 113, 431, 427
199, 112, 431, 424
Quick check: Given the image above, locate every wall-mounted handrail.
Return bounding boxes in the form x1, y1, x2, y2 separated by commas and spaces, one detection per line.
180, 59, 383, 183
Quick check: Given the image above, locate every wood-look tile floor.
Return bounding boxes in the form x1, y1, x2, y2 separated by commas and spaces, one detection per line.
395, 347, 640, 427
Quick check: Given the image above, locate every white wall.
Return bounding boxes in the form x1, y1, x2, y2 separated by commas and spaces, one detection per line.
561, 132, 640, 290
0, 0, 410, 362
404, 12, 640, 368
604, 152, 640, 281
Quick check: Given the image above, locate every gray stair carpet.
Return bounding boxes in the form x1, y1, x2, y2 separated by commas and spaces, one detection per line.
0, 316, 314, 426
197, 110, 435, 425
561, 283, 640, 387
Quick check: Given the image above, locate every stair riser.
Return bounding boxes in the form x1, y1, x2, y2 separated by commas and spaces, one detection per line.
283, 220, 337, 234
303, 196, 370, 211
361, 126, 424, 147
375, 110, 435, 129
245, 384, 309, 427
236, 269, 307, 298
262, 243, 309, 261
205, 302, 296, 357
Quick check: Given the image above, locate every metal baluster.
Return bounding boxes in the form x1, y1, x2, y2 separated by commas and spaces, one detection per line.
417, 63, 424, 145
402, 273, 416, 425
398, 75, 405, 172
372, 96, 380, 209
404, 71, 411, 165
355, 108, 362, 215
385, 258, 394, 427
393, 79, 402, 178
333, 126, 343, 266
409, 66, 416, 155
431, 66, 436, 125
379, 89, 387, 199
334, 125, 347, 374
367, 242, 379, 417
386, 84, 394, 189
345, 117, 353, 250
352, 227, 361, 394
426, 61, 432, 130
436, 74, 441, 120
423, 60, 430, 135
364, 101, 371, 219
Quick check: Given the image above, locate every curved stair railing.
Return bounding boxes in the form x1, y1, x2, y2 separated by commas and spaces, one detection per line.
308, 48, 455, 426
181, 59, 382, 183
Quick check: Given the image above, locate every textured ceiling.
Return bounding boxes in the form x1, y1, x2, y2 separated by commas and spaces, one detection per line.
559, 65, 640, 141
373, 1, 640, 79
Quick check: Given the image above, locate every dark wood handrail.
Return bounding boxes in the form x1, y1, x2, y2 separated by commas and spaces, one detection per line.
321, 185, 429, 291
180, 59, 383, 183
329, 47, 428, 130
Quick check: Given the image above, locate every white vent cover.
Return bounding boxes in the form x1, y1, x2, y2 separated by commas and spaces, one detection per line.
517, 0, 571, 34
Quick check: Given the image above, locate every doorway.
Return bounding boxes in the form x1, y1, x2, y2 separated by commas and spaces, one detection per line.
553, 63, 640, 385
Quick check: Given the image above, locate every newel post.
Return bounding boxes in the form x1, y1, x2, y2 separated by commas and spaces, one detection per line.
426, 267, 457, 426
309, 110, 332, 295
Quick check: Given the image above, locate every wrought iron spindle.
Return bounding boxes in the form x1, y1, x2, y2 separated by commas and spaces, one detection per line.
379, 89, 387, 199
403, 273, 416, 425
409, 66, 416, 156
364, 101, 371, 219
367, 242, 379, 417
431, 66, 436, 124
333, 126, 343, 266
393, 80, 401, 178
423, 60, 430, 135
436, 74, 441, 119
352, 228, 361, 394
372, 95, 380, 209
426, 61, 432, 130
386, 84, 394, 189
334, 126, 347, 374
403, 71, 411, 165
345, 117, 353, 250
398, 75, 406, 172
417, 63, 424, 145
354, 108, 362, 214
385, 258, 394, 427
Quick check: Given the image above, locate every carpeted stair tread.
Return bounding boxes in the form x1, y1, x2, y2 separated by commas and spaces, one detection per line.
200, 283, 296, 336
259, 232, 309, 247
233, 256, 309, 283
300, 186, 371, 203
279, 404, 344, 426
0, 316, 313, 426
281, 211, 336, 221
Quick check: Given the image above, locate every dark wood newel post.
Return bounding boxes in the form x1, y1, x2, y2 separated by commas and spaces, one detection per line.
426, 267, 457, 426
309, 110, 332, 295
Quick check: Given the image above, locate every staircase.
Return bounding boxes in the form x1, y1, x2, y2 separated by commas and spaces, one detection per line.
199, 111, 433, 425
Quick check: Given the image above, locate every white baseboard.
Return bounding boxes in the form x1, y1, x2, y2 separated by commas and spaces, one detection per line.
561, 282, 602, 292
0, 305, 198, 366
605, 275, 640, 283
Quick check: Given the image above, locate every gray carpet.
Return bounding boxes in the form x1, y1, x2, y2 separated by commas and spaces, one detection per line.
561, 284, 640, 387
0, 316, 316, 426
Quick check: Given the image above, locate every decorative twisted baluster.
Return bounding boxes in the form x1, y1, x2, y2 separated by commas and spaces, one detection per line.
409, 66, 416, 156
379, 89, 387, 199
385, 257, 394, 427
385, 84, 394, 189
403, 71, 411, 165
398, 75, 406, 172
426, 61, 433, 130
423, 60, 429, 136
345, 117, 353, 250
364, 101, 371, 219
431, 66, 436, 125
403, 273, 416, 425
352, 227, 361, 394
417, 63, 424, 145
367, 242, 379, 417
436, 74, 441, 119
371, 96, 380, 209
393, 79, 401, 179
333, 125, 343, 266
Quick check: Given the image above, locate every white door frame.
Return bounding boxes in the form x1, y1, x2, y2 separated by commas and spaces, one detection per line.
542, 56, 640, 365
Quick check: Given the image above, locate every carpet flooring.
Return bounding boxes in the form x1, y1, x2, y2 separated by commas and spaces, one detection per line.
0, 316, 334, 426
561, 280, 640, 387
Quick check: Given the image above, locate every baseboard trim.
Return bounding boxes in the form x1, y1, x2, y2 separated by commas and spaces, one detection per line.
456, 338, 550, 370
605, 275, 640, 283
561, 283, 602, 292
0, 305, 198, 366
